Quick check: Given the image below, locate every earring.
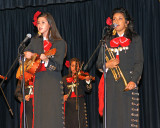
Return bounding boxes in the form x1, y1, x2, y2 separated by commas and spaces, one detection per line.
112, 29, 116, 35
38, 31, 41, 36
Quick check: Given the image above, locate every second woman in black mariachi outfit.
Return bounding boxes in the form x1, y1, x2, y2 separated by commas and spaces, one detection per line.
97, 8, 143, 128
63, 58, 92, 128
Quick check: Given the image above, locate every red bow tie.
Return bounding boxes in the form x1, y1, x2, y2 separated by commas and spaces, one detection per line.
110, 37, 131, 47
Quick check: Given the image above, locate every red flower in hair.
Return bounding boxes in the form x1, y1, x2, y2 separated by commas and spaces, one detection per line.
65, 60, 70, 68
106, 17, 112, 26
32, 11, 41, 27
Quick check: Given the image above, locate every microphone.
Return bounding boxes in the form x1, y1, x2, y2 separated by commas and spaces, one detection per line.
102, 23, 118, 38
18, 33, 32, 54
103, 23, 118, 30
110, 23, 118, 28
20, 33, 32, 45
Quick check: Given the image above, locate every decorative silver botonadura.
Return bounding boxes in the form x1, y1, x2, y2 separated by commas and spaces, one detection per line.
84, 102, 88, 127
109, 46, 129, 53
60, 81, 65, 128
130, 87, 139, 128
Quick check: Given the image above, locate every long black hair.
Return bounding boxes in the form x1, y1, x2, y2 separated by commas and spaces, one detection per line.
105, 8, 137, 41
36, 12, 62, 41
35, 12, 67, 57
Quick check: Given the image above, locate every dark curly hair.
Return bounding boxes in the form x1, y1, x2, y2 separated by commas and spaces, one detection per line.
105, 8, 137, 41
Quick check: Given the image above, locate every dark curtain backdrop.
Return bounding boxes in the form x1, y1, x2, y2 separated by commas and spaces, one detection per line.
0, 0, 160, 128
0, 0, 86, 10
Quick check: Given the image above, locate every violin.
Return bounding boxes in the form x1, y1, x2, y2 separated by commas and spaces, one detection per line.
77, 71, 95, 81
66, 71, 95, 83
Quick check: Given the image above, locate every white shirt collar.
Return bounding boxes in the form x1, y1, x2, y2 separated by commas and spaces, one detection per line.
118, 33, 124, 37
43, 37, 48, 41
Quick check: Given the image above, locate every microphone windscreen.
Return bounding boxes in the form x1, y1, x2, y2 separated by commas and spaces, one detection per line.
26, 33, 32, 38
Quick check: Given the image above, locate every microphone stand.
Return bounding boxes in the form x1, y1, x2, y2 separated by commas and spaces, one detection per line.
83, 26, 107, 128
83, 26, 107, 71
17, 35, 31, 128
83, 41, 102, 71
102, 40, 107, 128
18, 44, 26, 128
0, 73, 14, 117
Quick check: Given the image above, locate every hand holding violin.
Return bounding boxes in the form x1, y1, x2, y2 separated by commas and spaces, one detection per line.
85, 76, 91, 81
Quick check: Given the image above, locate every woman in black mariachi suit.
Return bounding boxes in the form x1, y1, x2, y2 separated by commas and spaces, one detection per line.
63, 58, 92, 128
97, 8, 143, 128
24, 11, 66, 128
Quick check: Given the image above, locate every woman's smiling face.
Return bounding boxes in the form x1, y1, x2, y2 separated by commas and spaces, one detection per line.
37, 16, 50, 37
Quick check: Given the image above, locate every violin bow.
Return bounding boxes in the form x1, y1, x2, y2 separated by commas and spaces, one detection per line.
78, 61, 84, 74
75, 60, 84, 110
